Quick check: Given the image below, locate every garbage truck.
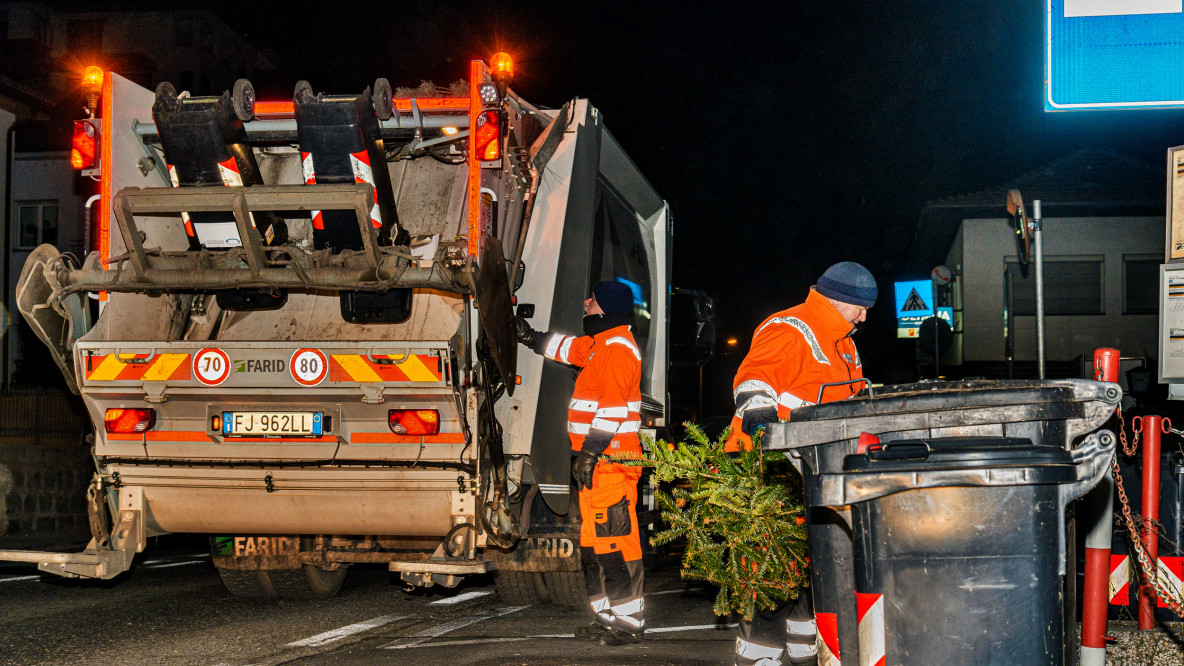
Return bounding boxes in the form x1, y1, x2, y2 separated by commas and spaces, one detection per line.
2, 55, 682, 604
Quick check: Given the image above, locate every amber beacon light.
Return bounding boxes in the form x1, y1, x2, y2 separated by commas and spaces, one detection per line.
490, 52, 513, 99
82, 65, 103, 113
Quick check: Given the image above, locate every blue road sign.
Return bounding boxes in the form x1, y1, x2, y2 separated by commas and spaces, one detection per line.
894, 280, 935, 320
898, 307, 953, 339
1046, 0, 1184, 110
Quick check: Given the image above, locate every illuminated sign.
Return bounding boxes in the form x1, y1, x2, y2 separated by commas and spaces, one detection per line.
1046, 0, 1184, 110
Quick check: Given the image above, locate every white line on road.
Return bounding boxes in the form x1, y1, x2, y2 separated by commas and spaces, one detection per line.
647, 623, 738, 633
0, 575, 41, 583
429, 590, 493, 605
288, 615, 408, 647
382, 606, 527, 649
143, 560, 205, 570
388, 623, 739, 649
648, 587, 707, 596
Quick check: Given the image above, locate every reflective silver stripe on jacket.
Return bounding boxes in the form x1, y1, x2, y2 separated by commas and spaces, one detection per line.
604, 336, 642, 360
590, 418, 620, 435
570, 398, 598, 412
777, 392, 812, 410
734, 379, 778, 415
755, 316, 829, 365
735, 637, 784, 659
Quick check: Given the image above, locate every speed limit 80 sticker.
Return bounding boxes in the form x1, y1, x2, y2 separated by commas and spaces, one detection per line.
290, 348, 328, 386
193, 348, 231, 386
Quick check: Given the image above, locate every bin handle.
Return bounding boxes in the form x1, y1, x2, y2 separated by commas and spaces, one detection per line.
866, 440, 931, 462
816, 378, 873, 404
1053, 429, 1116, 575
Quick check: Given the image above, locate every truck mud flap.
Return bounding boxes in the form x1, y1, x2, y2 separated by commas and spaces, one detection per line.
211, 535, 302, 570
491, 532, 581, 573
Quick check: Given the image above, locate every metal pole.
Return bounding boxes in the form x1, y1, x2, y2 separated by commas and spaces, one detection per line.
1080, 347, 1119, 666
1006, 269, 1015, 379
1033, 200, 1045, 379
1138, 415, 1162, 631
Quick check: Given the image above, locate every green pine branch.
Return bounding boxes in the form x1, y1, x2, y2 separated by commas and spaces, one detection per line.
613, 423, 810, 621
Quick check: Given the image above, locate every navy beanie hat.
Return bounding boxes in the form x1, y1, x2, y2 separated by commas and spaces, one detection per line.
816, 262, 877, 308
592, 280, 634, 315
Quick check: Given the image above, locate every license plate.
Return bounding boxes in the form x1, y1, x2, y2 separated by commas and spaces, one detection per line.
222, 411, 322, 437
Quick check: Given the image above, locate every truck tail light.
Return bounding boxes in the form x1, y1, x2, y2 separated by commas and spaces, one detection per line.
71, 119, 98, 170
104, 408, 156, 433
473, 110, 501, 162
388, 409, 439, 435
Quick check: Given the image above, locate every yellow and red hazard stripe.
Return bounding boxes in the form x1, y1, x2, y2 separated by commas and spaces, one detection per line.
329, 354, 443, 383
85, 353, 191, 382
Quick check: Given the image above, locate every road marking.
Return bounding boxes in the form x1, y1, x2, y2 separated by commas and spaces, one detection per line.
430, 590, 493, 605
382, 606, 527, 649
387, 623, 740, 649
648, 587, 707, 596
288, 615, 408, 647
143, 560, 205, 570
0, 575, 41, 583
143, 553, 210, 566
647, 623, 738, 633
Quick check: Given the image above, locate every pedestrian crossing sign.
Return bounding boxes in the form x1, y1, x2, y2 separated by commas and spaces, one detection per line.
894, 280, 934, 320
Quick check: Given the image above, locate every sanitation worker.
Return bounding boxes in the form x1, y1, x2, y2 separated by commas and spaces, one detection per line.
515, 280, 645, 646
726, 261, 877, 666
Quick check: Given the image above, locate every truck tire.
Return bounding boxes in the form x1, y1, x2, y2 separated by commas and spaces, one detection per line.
216, 568, 272, 598
215, 565, 348, 598
268, 565, 348, 598
494, 570, 549, 606
541, 571, 587, 610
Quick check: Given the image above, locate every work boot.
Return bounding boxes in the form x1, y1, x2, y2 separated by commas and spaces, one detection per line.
574, 622, 611, 641
598, 628, 642, 646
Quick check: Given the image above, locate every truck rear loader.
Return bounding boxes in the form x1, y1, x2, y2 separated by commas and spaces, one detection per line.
1, 56, 678, 604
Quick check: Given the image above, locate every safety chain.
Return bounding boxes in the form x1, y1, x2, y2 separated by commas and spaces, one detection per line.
1110, 409, 1184, 616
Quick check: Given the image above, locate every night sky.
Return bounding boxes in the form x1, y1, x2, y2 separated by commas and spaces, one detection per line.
51, 1, 1184, 415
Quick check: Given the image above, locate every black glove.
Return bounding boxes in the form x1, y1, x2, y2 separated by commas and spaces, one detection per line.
572, 449, 598, 490
740, 405, 778, 437
515, 316, 543, 349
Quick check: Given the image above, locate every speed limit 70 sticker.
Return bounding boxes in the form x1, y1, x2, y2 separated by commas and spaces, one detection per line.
290, 348, 328, 386
193, 348, 231, 386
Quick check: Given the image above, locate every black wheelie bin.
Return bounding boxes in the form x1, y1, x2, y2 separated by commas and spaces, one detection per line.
762, 378, 1121, 666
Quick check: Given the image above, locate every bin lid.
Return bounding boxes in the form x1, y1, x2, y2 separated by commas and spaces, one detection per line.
843, 436, 1074, 473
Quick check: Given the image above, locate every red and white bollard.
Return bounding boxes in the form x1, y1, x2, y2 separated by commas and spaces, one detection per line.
1136, 415, 1163, 630
854, 592, 885, 666
1080, 347, 1119, 666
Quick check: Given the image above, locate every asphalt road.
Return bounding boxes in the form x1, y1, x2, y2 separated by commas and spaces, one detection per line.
0, 537, 736, 665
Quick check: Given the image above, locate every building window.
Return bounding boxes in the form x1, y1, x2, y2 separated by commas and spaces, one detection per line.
1124, 254, 1160, 315
16, 201, 59, 249
1005, 256, 1104, 316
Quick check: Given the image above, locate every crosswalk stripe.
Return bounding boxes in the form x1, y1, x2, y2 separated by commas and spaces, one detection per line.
288, 615, 408, 647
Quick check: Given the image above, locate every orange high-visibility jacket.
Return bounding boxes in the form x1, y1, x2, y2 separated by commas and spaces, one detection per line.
726, 288, 864, 451
541, 325, 643, 456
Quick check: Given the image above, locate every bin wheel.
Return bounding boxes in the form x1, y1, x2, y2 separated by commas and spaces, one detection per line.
541, 571, 587, 609
232, 79, 255, 122
154, 81, 179, 110
294, 80, 314, 104
373, 77, 393, 120
215, 565, 348, 598
494, 570, 550, 605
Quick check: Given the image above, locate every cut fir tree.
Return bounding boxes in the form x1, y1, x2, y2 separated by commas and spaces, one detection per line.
615, 423, 810, 621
